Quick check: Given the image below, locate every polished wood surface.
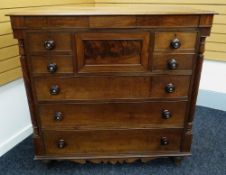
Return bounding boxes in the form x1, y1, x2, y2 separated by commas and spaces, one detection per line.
9, 7, 214, 163
7, 5, 214, 16
30, 55, 74, 74
43, 128, 182, 155
34, 75, 191, 101
39, 101, 187, 129
76, 32, 149, 73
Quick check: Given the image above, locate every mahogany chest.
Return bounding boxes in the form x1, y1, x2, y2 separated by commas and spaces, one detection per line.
8, 5, 214, 164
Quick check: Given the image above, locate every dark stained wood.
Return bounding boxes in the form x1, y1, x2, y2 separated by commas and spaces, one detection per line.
152, 53, 195, 71
151, 76, 191, 98
89, 16, 136, 28
27, 32, 72, 53
47, 16, 89, 28
43, 128, 183, 155
34, 75, 191, 101
76, 32, 150, 73
9, 10, 214, 163
136, 15, 199, 27
39, 101, 187, 129
30, 55, 74, 74
154, 32, 197, 52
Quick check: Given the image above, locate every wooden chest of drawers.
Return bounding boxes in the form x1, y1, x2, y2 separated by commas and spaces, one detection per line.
8, 5, 214, 164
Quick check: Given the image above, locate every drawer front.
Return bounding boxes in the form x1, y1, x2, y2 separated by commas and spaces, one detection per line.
27, 32, 72, 53
76, 32, 150, 73
154, 32, 197, 52
43, 129, 182, 155
34, 76, 191, 101
30, 55, 74, 74
39, 101, 187, 129
152, 53, 195, 71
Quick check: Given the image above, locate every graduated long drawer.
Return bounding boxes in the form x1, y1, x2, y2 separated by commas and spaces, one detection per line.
34, 75, 191, 101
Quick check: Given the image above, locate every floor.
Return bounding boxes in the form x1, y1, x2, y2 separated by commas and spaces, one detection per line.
0, 106, 226, 175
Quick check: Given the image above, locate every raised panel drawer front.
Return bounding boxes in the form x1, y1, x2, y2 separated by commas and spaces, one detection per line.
30, 55, 74, 74
154, 32, 197, 52
39, 101, 187, 129
43, 129, 182, 155
76, 32, 150, 73
26, 32, 72, 53
34, 75, 191, 101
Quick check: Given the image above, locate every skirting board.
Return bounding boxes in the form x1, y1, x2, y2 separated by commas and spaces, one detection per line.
0, 124, 32, 157
197, 89, 226, 112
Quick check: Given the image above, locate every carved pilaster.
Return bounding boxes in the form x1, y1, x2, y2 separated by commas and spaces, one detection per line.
182, 33, 208, 152
18, 39, 39, 137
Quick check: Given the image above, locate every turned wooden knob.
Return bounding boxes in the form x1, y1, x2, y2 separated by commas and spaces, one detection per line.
54, 112, 63, 121
165, 83, 175, 93
44, 40, 55, 50
49, 85, 60, 95
47, 63, 57, 73
161, 137, 169, 145
162, 109, 171, 119
170, 38, 181, 49
57, 139, 66, 149
167, 59, 177, 70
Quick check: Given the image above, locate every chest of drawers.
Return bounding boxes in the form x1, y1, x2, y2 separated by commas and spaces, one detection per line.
8, 5, 214, 164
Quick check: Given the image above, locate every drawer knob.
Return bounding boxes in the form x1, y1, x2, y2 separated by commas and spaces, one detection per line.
49, 85, 60, 95
170, 38, 181, 49
57, 139, 66, 149
54, 112, 63, 121
165, 83, 175, 93
167, 59, 177, 70
162, 109, 171, 119
44, 40, 55, 50
47, 63, 57, 73
161, 137, 169, 145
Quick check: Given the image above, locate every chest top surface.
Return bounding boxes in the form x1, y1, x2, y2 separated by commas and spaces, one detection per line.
7, 4, 215, 16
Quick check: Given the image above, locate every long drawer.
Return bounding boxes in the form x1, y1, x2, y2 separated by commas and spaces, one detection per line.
39, 101, 187, 129
34, 75, 191, 101
43, 128, 183, 155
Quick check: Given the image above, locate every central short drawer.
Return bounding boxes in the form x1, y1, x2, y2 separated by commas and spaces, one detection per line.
39, 101, 187, 129
43, 128, 182, 155
34, 75, 191, 101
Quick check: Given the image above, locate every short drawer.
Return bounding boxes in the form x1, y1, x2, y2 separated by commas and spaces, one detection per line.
152, 53, 195, 71
39, 101, 187, 129
30, 55, 74, 74
26, 32, 72, 53
43, 128, 182, 155
154, 32, 197, 52
34, 75, 191, 101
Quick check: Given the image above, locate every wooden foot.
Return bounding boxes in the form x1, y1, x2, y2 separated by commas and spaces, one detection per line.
171, 156, 184, 165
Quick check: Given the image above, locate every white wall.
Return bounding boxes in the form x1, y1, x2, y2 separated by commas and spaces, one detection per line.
0, 79, 32, 157
0, 59, 225, 157
197, 60, 226, 111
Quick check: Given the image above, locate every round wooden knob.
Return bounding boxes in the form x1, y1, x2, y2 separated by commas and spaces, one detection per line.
170, 38, 181, 49
44, 40, 55, 50
47, 63, 57, 73
167, 59, 177, 70
161, 137, 169, 145
165, 83, 175, 93
49, 85, 60, 95
54, 112, 63, 121
57, 139, 66, 149
162, 109, 171, 119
